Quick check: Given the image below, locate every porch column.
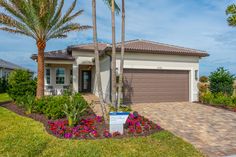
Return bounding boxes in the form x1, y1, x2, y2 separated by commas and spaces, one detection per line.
73, 63, 79, 92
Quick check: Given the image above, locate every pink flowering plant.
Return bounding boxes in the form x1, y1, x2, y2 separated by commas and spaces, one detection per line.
48, 112, 162, 140
48, 115, 104, 139
124, 111, 162, 135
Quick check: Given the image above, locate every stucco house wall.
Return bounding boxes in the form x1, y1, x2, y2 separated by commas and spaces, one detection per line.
44, 63, 72, 90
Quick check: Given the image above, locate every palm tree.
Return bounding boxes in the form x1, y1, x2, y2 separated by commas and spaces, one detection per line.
226, 4, 236, 26
92, 0, 106, 120
117, 0, 125, 110
0, 0, 90, 98
92, 0, 119, 114
111, 0, 117, 108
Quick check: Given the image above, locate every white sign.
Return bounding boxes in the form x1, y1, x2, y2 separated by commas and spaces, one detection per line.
109, 112, 130, 134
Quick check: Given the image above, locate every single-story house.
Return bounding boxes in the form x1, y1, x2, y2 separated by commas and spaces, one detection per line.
0, 58, 29, 78
31, 39, 209, 104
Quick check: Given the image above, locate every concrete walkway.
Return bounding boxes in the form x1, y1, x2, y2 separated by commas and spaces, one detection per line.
132, 102, 236, 157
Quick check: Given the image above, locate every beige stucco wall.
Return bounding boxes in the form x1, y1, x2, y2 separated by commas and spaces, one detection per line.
44, 63, 72, 91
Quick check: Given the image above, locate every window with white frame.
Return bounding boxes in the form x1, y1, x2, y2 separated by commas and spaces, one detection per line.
46, 68, 51, 84
56, 68, 65, 84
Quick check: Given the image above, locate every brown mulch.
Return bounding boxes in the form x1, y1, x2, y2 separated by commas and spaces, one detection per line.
0, 102, 163, 140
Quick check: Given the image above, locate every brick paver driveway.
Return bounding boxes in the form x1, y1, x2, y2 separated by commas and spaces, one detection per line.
132, 102, 236, 157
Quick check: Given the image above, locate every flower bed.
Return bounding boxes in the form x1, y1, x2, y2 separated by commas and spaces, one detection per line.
48, 112, 162, 139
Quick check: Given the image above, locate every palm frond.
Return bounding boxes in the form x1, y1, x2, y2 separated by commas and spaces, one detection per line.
48, 0, 77, 34
227, 15, 236, 26
0, 27, 35, 38
226, 4, 236, 26
48, 24, 91, 40
8, 0, 40, 37
0, 13, 36, 38
226, 4, 236, 15
49, 0, 64, 28
103, 0, 120, 14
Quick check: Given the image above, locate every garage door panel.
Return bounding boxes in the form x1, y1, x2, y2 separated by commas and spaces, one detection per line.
123, 69, 189, 104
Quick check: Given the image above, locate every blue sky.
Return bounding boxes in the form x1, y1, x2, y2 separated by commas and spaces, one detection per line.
0, 0, 236, 76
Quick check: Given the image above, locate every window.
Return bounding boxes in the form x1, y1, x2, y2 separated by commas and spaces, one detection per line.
46, 68, 51, 84
70, 69, 73, 84
56, 68, 65, 84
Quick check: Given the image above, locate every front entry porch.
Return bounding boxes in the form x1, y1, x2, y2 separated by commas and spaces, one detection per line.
44, 62, 95, 96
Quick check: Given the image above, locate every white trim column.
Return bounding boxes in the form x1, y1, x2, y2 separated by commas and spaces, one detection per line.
73, 64, 79, 92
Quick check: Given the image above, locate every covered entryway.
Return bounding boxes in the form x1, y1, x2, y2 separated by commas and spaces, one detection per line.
123, 69, 189, 104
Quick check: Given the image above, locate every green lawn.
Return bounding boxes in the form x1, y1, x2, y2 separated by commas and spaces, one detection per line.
0, 107, 203, 157
0, 93, 11, 103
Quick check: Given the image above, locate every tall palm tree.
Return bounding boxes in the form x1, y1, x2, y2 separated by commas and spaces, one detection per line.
92, 0, 119, 113
92, 0, 106, 120
117, 0, 125, 110
226, 4, 236, 26
111, 0, 117, 107
0, 0, 90, 98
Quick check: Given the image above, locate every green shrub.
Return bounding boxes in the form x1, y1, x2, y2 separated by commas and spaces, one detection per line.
201, 91, 214, 104
33, 93, 89, 120
200, 92, 236, 108
7, 70, 36, 100
63, 93, 90, 126
199, 76, 208, 83
42, 96, 69, 119
209, 67, 235, 96
212, 93, 233, 106
16, 95, 35, 114
0, 77, 8, 93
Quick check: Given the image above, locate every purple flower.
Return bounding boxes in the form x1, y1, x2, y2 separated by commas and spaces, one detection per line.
64, 133, 73, 139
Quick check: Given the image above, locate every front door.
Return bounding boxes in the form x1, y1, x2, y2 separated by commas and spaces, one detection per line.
82, 70, 91, 92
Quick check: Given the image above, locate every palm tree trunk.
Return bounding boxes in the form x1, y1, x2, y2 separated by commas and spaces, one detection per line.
117, 0, 125, 109
92, 0, 108, 122
36, 40, 46, 98
111, 0, 117, 108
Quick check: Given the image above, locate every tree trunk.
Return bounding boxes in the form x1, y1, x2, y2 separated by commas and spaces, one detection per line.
92, 0, 108, 122
117, 0, 125, 110
111, 0, 117, 108
36, 40, 46, 99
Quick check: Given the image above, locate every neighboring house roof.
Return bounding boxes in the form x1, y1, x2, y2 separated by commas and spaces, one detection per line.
0, 58, 26, 70
31, 39, 209, 61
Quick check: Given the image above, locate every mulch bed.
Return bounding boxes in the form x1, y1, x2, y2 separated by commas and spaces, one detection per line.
196, 102, 236, 113
0, 102, 163, 140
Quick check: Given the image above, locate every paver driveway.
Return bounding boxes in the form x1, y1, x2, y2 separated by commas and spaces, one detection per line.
132, 102, 236, 157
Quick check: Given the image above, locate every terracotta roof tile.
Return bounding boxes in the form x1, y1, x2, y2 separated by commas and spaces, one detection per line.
114, 39, 209, 57
31, 39, 209, 61
31, 50, 74, 61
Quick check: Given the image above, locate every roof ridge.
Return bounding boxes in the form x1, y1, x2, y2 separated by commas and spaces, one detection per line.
139, 39, 206, 53
116, 39, 140, 45
69, 42, 110, 48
